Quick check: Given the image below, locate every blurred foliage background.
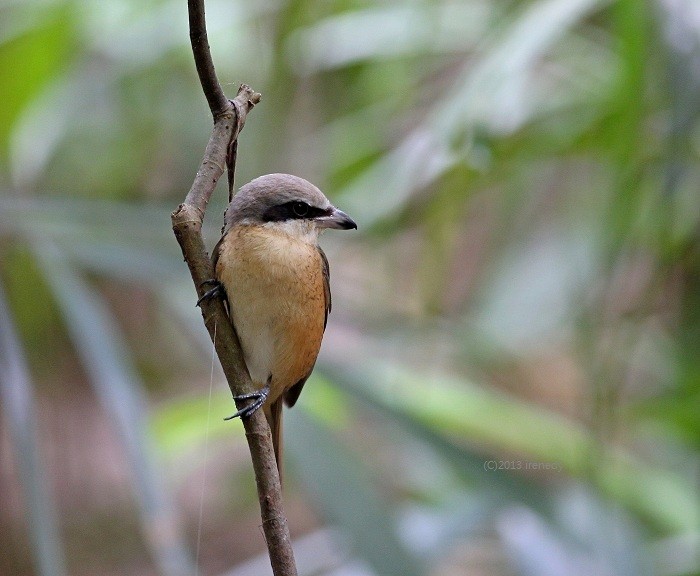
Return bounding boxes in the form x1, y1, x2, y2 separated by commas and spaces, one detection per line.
0, 0, 699, 575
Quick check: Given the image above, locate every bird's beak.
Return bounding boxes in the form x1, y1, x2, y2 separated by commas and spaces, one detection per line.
316, 207, 357, 230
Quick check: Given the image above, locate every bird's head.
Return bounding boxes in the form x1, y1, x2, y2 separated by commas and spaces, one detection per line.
224, 173, 357, 242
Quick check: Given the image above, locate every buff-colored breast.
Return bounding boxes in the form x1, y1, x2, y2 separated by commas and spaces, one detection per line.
215, 225, 326, 405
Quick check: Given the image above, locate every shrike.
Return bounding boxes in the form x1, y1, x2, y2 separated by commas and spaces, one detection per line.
202, 173, 356, 475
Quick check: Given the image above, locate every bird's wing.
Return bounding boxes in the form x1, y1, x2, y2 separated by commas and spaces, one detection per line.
211, 232, 225, 272
284, 246, 331, 408
210, 233, 232, 315
318, 245, 332, 328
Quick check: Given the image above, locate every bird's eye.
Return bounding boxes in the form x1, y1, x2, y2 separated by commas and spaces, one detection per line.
291, 202, 309, 217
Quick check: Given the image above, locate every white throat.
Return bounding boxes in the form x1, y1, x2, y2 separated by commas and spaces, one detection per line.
262, 219, 320, 244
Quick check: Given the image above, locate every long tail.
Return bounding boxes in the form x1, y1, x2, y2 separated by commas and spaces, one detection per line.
266, 397, 284, 485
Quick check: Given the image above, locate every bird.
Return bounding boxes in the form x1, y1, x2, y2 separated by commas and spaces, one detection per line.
201, 173, 356, 478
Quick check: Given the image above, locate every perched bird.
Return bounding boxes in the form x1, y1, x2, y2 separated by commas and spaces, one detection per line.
204, 173, 356, 476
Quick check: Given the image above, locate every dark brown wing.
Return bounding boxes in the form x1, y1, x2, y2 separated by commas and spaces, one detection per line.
318, 246, 332, 328
284, 246, 331, 408
209, 232, 232, 315
211, 232, 226, 272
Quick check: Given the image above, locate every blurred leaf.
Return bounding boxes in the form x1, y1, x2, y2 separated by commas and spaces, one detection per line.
285, 1, 494, 74
32, 242, 194, 576
473, 228, 596, 352
339, 0, 610, 228
0, 196, 181, 249
433, 0, 609, 137
321, 361, 698, 532
286, 408, 423, 576
496, 493, 653, 576
294, 373, 351, 428
151, 390, 236, 457
0, 2, 76, 157
0, 281, 67, 576
0, 246, 68, 372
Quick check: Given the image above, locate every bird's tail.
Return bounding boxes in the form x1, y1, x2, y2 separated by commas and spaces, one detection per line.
266, 397, 284, 486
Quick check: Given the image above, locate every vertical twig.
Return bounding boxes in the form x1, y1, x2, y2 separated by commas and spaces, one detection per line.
171, 2, 298, 575
187, 0, 228, 117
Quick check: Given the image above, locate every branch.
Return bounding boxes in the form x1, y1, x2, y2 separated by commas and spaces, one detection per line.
188, 0, 228, 116
172, 88, 297, 576
173, 5, 298, 575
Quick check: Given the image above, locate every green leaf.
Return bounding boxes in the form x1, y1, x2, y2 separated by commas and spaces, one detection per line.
0, 3, 77, 157
151, 390, 239, 458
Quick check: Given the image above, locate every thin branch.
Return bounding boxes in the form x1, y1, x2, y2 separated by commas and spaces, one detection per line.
188, 0, 228, 116
173, 5, 298, 574
173, 88, 297, 576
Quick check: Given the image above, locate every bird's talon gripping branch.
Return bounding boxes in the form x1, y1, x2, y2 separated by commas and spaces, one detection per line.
225, 383, 270, 420
196, 279, 225, 307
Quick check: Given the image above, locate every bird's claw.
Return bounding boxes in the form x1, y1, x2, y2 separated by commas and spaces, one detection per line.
196, 279, 225, 307
224, 384, 270, 420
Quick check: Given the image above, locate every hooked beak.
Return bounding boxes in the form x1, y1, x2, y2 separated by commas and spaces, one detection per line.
316, 207, 357, 230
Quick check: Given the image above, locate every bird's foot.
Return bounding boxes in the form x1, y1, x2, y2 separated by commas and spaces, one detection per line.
224, 383, 270, 420
196, 279, 225, 307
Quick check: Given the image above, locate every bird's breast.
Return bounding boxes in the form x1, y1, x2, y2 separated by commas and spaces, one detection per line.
215, 225, 326, 400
